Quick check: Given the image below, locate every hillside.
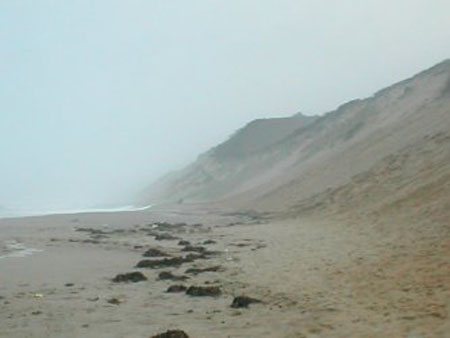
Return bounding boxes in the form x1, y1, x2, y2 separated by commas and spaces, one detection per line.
141, 112, 317, 203
142, 59, 450, 218
211, 113, 317, 159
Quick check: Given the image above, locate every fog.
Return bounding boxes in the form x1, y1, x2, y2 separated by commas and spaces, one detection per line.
1, 0, 450, 212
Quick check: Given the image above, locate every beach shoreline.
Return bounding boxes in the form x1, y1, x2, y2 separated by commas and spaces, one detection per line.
0, 206, 448, 337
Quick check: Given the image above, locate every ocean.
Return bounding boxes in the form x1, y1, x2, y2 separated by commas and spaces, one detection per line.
0, 204, 152, 220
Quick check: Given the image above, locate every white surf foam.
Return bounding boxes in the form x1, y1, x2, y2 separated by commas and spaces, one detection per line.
0, 240, 42, 259
0, 204, 152, 219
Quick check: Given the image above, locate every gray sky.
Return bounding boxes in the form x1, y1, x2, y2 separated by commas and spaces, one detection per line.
1, 0, 450, 211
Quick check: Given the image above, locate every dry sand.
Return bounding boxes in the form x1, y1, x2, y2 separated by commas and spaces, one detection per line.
1, 205, 448, 338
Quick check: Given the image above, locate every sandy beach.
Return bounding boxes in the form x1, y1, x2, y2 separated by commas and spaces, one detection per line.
1, 204, 448, 338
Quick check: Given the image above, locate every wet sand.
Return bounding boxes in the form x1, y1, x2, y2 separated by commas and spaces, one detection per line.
0, 207, 448, 337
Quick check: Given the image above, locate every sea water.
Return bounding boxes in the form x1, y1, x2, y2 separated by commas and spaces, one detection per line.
0, 204, 152, 259
0, 240, 43, 259
0, 204, 152, 220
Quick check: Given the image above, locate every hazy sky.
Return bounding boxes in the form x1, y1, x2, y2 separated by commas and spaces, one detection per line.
1, 0, 450, 211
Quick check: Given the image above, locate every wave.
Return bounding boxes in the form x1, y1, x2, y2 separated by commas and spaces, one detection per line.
0, 240, 42, 259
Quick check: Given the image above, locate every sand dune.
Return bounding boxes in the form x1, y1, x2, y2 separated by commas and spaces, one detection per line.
142, 59, 450, 215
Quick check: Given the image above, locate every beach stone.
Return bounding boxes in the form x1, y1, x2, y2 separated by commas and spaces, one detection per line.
184, 253, 206, 261
151, 330, 189, 338
166, 285, 187, 293
107, 297, 122, 305
178, 240, 191, 246
136, 257, 192, 269
185, 266, 222, 275
82, 239, 100, 244
183, 251, 220, 261
158, 271, 189, 281
181, 246, 206, 253
231, 242, 251, 247
112, 271, 147, 283
154, 233, 179, 241
231, 296, 261, 308
143, 248, 169, 257
203, 240, 216, 245
186, 286, 221, 297
75, 227, 108, 235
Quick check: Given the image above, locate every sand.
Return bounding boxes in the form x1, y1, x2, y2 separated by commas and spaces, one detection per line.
0, 205, 448, 338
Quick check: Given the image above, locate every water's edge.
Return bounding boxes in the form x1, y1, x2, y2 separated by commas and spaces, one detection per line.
0, 204, 152, 220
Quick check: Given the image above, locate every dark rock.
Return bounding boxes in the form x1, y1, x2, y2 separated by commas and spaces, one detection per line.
75, 227, 108, 235
251, 244, 267, 251
112, 272, 148, 283
158, 271, 189, 281
183, 251, 220, 261
231, 296, 261, 308
154, 233, 179, 241
65, 283, 74, 287
184, 253, 205, 261
231, 243, 251, 247
186, 286, 221, 297
153, 221, 171, 227
136, 257, 192, 269
185, 266, 222, 275
153, 222, 187, 231
143, 248, 169, 257
82, 239, 100, 244
31, 311, 42, 315
203, 240, 216, 245
139, 228, 158, 234
203, 280, 220, 285
151, 330, 189, 338
181, 246, 206, 253
178, 240, 191, 246
166, 285, 187, 293
110, 229, 126, 234
107, 297, 121, 305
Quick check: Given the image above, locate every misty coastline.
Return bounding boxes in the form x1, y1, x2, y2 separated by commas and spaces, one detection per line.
1, 1, 449, 337
0, 204, 152, 220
